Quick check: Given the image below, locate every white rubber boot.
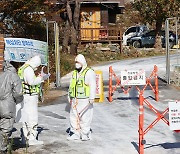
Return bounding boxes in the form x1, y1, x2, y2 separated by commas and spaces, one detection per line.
67, 134, 80, 141
28, 139, 44, 146
81, 135, 90, 141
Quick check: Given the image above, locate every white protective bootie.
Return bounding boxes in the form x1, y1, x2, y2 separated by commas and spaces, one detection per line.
67, 134, 80, 141
28, 139, 44, 146
81, 135, 90, 141
88, 131, 92, 140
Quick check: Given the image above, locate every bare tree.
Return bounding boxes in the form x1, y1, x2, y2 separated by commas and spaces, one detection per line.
62, 0, 81, 55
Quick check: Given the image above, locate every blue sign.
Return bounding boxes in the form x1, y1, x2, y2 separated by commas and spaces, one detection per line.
4, 38, 48, 65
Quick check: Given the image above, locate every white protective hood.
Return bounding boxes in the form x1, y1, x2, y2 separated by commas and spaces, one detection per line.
75, 54, 87, 70
26, 55, 41, 69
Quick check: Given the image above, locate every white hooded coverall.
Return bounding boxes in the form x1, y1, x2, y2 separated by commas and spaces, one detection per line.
68, 54, 96, 140
18, 55, 43, 141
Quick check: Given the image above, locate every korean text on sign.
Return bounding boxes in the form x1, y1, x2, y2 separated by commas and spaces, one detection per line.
4, 38, 48, 65
121, 70, 146, 85
169, 101, 180, 130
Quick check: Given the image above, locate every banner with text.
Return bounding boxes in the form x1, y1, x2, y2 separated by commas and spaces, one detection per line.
4, 38, 48, 65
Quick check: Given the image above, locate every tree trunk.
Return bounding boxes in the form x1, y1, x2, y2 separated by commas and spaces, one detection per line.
65, 0, 80, 55
154, 16, 163, 49
73, 0, 81, 31
70, 25, 78, 55
70, 0, 80, 55
62, 20, 70, 53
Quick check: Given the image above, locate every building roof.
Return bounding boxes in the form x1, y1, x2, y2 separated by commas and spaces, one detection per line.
45, 0, 125, 7
81, 0, 124, 7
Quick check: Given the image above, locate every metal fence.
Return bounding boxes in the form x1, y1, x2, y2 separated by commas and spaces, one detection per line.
79, 27, 123, 53
80, 27, 121, 40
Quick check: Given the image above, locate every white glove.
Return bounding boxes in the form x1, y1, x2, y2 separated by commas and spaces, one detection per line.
42, 73, 50, 80
41, 66, 46, 76
68, 95, 73, 105
41, 66, 50, 80
89, 99, 94, 104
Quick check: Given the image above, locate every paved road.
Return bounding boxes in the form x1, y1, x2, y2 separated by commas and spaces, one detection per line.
13, 54, 180, 154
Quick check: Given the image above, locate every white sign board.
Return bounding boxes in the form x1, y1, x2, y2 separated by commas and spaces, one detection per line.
169, 101, 180, 130
121, 70, 146, 85
4, 38, 48, 65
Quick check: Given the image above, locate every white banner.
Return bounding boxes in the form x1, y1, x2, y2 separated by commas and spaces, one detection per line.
169, 101, 180, 130
121, 70, 146, 85
4, 38, 48, 65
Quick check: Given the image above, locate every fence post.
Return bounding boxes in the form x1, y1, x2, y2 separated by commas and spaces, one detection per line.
109, 66, 113, 102
154, 65, 159, 101
91, 29, 93, 44
139, 91, 144, 154
119, 29, 122, 54
0, 34, 4, 72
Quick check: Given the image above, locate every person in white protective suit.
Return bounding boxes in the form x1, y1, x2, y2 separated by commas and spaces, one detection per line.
67, 54, 96, 141
17, 55, 50, 146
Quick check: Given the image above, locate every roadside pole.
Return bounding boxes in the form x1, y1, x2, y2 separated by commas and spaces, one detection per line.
165, 19, 170, 84
46, 21, 61, 87
54, 22, 61, 87
46, 20, 50, 86
165, 17, 179, 85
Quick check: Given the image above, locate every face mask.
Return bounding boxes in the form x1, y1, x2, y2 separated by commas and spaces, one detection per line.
75, 63, 82, 69
75, 63, 82, 72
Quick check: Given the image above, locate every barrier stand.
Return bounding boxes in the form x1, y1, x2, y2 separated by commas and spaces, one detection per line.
109, 66, 120, 102
109, 66, 132, 102
138, 91, 145, 154
108, 65, 162, 154
154, 65, 159, 101
136, 88, 169, 154
136, 72, 180, 154
109, 65, 158, 102
109, 66, 180, 153
142, 65, 159, 101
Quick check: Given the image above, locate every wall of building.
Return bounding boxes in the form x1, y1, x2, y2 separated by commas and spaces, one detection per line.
101, 8, 108, 27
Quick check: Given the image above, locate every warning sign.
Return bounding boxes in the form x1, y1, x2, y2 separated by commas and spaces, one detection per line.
169, 101, 180, 130
96, 73, 101, 96
121, 70, 146, 85
95, 70, 104, 103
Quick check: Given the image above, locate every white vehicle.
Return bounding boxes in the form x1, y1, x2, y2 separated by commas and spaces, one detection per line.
122, 25, 149, 46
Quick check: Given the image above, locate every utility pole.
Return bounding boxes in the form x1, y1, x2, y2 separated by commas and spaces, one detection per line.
54, 22, 61, 87
46, 20, 61, 87
165, 17, 179, 85
165, 19, 170, 84
46, 20, 50, 86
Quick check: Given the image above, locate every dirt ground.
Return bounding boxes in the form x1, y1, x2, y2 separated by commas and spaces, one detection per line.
39, 88, 68, 106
